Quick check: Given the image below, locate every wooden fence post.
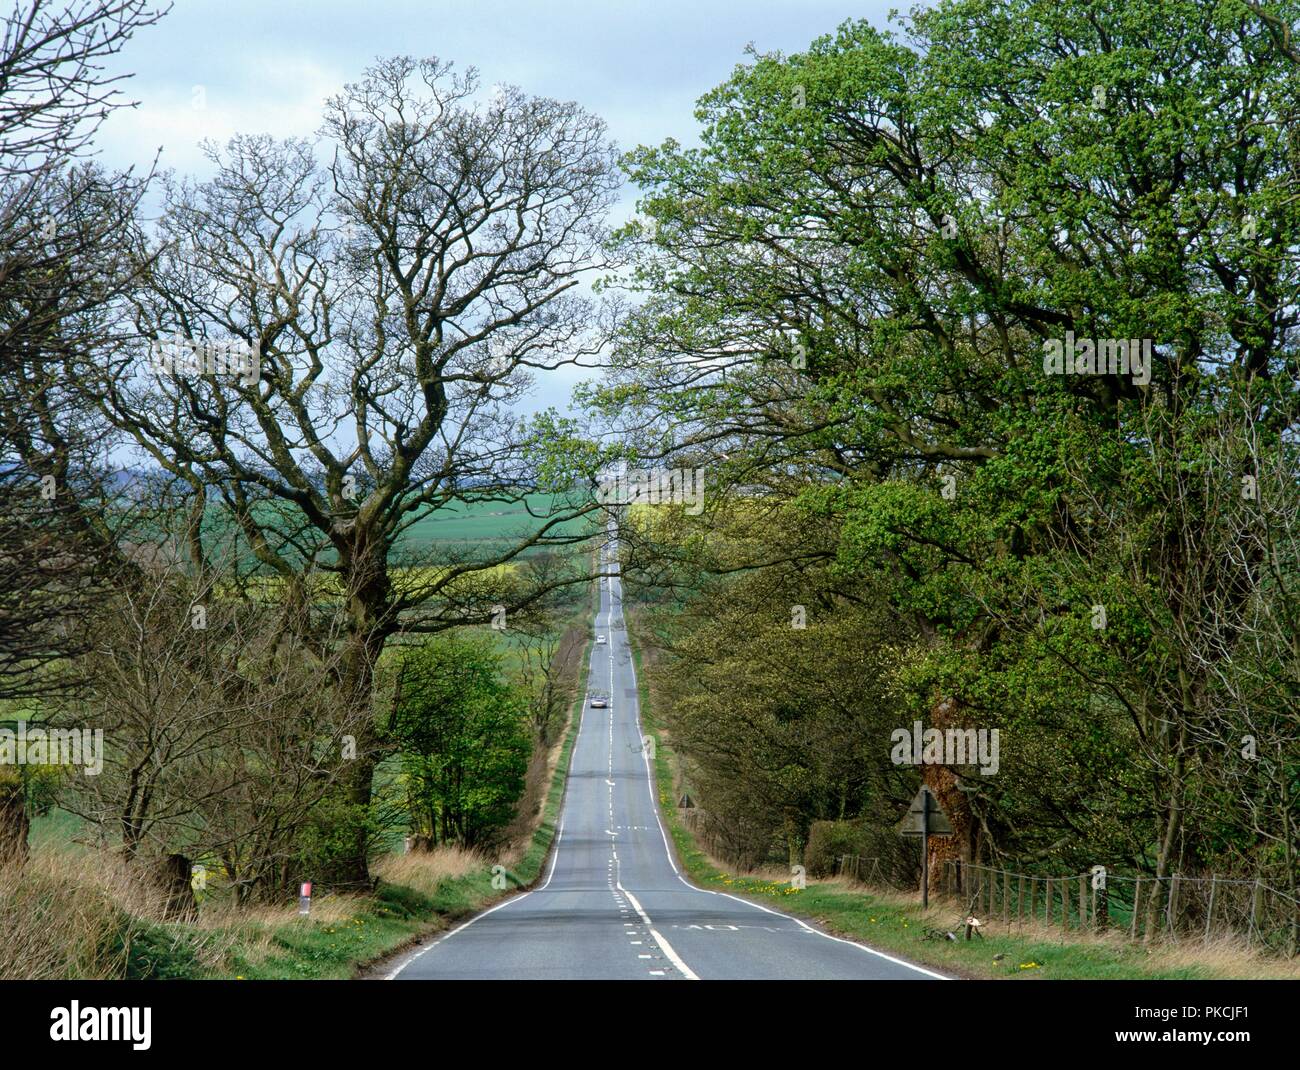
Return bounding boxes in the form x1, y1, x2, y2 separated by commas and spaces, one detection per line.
1248, 878, 1261, 948
1004, 870, 1011, 926
1131, 878, 1141, 939
1167, 873, 1181, 936
1203, 878, 1217, 945
1046, 877, 1053, 926
1079, 875, 1088, 930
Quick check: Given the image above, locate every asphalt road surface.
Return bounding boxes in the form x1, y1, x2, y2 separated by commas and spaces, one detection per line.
391, 536, 946, 980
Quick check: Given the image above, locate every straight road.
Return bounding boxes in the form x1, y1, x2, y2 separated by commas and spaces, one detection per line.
392, 535, 946, 980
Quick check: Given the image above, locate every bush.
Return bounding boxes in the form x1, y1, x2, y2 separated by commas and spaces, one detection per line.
391, 635, 532, 848
804, 820, 870, 878
117, 920, 204, 979
804, 817, 921, 887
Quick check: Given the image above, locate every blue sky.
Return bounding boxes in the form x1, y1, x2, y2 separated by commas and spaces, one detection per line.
96, 1, 899, 413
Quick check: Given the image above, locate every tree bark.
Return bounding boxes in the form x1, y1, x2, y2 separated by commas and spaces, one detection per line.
922, 696, 975, 897
155, 853, 197, 921
0, 773, 30, 868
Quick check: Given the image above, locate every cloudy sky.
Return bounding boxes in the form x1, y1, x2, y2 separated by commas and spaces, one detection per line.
96, 0, 899, 413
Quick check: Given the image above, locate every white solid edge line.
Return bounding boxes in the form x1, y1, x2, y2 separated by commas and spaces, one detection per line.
384, 888, 533, 980
616, 570, 951, 982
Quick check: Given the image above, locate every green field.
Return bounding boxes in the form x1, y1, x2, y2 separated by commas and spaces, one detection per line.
146, 491, 602, 571
397, 493, 597, 552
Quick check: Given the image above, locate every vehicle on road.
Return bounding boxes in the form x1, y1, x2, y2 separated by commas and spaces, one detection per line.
589, 694, 608, 708
595, 635, 606, 644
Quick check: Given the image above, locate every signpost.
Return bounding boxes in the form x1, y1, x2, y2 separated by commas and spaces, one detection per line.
898, 786, 952, 908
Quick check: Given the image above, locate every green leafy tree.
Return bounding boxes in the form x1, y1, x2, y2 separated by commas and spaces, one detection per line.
596, 0, 1299, 892
390, 635, 531, 848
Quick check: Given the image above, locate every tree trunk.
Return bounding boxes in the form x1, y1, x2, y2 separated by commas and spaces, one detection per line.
922, 696, 975, 897
155, 853, 198, 921
0, 773, 29, 868
783, 808, 805, 868
331, 536, 397, 888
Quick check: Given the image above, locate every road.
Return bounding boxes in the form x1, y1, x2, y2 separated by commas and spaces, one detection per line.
391, 535, 946, 980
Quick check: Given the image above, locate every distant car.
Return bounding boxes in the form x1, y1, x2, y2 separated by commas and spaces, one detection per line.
590, 695, 608, 708
595, 635, 606, 644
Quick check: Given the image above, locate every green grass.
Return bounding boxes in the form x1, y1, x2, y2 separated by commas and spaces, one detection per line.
28, 805, 88, 852
173, 492, 600, 571
623, 612, 1285, 981
399, 493, 597, 551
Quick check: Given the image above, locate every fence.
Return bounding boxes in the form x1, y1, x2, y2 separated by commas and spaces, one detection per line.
944, 862, 1298, 957
834, 854, 1297, 957
835, 854, 890, 886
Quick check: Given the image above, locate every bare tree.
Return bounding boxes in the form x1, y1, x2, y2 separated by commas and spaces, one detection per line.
0, 0, 164, 863
81, 56, 620, 884
56, 560, 365, 908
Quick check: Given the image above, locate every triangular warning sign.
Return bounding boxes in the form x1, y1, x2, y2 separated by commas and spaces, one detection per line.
897, 785, 953, 835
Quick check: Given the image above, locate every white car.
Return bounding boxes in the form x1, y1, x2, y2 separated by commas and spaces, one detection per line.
595, 635, 607, 644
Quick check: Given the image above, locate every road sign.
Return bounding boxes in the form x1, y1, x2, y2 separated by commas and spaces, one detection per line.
898, 785, 953, 836
678, 793, 695, 809
898, 786, 952, 909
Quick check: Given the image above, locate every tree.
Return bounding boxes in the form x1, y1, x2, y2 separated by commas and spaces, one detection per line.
596, 0, 1299, 892
78, 56, 620, 884
0, 0, 164, 865
0, 0, 164, 702
389, 635, 530, 848
55, 560, 365, 904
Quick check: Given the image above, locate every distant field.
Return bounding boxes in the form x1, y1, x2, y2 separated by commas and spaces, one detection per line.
396, 493, 597, 554
170, 492, 600, 568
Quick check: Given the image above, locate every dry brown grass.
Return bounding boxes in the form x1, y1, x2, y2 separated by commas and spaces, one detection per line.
0, 846, 167, 979
1134, 933, 1300, 980
373, 844, 484, 897
0, 846, 289, 979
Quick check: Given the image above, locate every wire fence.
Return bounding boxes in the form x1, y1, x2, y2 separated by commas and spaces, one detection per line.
834, 854, 1298, 957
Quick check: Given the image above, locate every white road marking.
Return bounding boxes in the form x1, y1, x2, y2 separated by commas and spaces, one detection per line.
617, 882, 699, 981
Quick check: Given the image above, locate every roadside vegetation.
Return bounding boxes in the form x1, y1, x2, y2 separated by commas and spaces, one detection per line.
592, 0, 1300, 966
3, 584, 592, 980
627, 618, 1300, 980
1, 0, 1295, 983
